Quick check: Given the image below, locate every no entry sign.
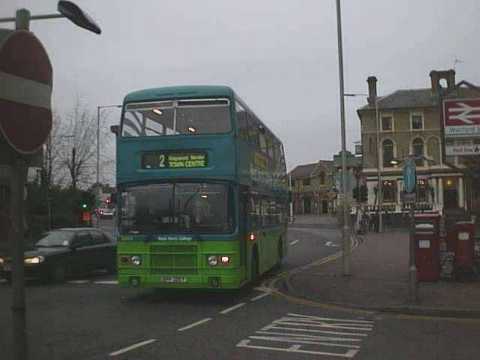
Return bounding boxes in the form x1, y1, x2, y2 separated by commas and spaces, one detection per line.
0, 29, 52, 154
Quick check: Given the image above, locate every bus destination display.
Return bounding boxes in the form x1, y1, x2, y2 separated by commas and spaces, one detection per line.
142, 152, 207, 169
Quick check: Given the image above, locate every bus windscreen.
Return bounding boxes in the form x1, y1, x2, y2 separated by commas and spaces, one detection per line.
122, 99, 231, 137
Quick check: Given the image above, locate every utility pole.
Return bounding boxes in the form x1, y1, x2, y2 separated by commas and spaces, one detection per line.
375, 98, 383, 232
0, 3, 101, 360
335, 0, 351, 276
96, 104, 121, 186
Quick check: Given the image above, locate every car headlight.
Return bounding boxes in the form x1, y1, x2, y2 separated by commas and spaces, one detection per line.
24, 256, 45, 265
207, 255, 218, 266
131, 255, 142, 266
0, 257, 4, 265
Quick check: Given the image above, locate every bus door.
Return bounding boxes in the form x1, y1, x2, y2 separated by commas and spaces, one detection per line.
239, 186, 249, 276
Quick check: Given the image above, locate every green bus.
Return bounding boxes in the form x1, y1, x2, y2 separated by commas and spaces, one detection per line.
115, 85, 288, 289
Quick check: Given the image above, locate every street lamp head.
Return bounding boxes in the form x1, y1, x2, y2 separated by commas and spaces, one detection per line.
57, 1, 101, 34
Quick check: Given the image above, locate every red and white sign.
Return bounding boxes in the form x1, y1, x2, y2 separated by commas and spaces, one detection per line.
0, 30, 52, 154
444, 98, 480, 138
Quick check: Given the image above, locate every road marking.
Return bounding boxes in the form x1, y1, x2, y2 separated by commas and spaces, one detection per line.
67, 280, 90, 284
290, 240, 299, 246
109, 339, 157, 356
94, 280, 118, 285
178, 318, 212, 332
325, 241, 340, 247
250, 292, 271, 302
236, 312, 374, 358
220, 303, 246, 314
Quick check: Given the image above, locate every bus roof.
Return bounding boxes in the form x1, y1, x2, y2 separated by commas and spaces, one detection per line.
124, 85, 235, 104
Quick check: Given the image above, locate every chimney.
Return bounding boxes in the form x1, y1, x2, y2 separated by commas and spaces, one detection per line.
367, 76, 377, 106
430, 69, 456, 94
430, 70, 439, 94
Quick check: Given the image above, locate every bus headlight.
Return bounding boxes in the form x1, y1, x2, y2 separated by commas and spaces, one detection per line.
24, 256, 45, 265
131, 256, 142, 266
207, 256, 218, 266
220, 256, 230, 265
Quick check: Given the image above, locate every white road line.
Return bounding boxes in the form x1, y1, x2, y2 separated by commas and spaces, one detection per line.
250, 292, 271, 302
220, 302, 246, 314
178, 318, 212, 332
94, 280, 118, 285
109, 339, 157, 356
289, 240, 299, 246
67, 280, 89, 284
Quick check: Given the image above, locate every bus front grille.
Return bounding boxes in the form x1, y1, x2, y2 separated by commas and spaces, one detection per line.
150, 245, 198, 275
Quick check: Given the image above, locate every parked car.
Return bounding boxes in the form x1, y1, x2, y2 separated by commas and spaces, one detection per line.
0, 228, 116, 283
98, 207, 115, 219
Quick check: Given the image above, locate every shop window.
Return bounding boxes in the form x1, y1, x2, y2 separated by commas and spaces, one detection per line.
417, 179, 429, 202
382, 180, 397, 203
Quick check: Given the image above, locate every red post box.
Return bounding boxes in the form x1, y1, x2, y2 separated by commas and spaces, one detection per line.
454, 221, 476, 270
414, 217, 440, 282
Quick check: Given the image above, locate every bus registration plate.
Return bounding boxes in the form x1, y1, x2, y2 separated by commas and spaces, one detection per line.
160, 276, 187, 284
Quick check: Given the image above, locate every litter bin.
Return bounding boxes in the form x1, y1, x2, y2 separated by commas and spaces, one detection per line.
414, 220, 440, 282
454, 221, 476, 271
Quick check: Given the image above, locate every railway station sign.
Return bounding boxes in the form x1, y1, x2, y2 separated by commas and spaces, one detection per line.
0, 29, 53, 154
444, 98, 480, 138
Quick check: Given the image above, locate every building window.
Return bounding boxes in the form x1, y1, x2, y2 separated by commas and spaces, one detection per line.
411, 113, 424, 130
382, 180, 397, 203
381, 115, 393, 131
382, 139, 394, 167
303, 178, 311, 186
412, 138, 424, 166
319, 172, 326, 185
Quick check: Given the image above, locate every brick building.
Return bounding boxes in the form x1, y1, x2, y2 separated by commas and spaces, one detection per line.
357, 69, 479, 216
289, 160, 335, 215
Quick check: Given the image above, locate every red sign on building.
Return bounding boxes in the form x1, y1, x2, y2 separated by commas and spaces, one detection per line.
443, 98, 480, 139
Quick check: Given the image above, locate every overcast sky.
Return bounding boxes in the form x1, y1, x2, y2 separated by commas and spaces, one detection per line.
2, 0, 480, 172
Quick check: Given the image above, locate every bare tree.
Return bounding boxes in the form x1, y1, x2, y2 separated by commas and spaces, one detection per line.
57, 99, 97, 190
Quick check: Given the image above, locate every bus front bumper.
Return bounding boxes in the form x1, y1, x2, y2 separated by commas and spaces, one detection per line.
118, 271, 244, 289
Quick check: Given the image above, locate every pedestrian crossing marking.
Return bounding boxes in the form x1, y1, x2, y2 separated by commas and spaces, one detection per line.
236, 313, 374, 358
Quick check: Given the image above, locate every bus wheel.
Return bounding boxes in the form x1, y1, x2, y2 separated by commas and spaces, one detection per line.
251, 248, 259, 282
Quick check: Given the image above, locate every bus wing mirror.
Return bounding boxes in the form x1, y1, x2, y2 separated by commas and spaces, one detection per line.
110, 125, 119, 136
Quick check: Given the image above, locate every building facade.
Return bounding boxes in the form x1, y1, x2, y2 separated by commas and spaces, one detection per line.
289, 160, 335, 215
357, 70, 476, 215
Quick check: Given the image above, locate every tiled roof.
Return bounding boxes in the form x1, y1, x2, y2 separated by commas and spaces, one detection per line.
290, 160, 333, 179
359, 89, 438, 111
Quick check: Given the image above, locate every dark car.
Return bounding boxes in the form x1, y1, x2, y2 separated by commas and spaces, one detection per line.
0, 228, 116, 283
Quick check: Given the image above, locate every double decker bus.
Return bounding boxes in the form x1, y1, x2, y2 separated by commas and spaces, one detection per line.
115, 86, 288, 289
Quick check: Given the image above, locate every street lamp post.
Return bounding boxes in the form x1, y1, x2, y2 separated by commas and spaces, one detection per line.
96, 105, 121, 186
344, 93, 382, 232
335, 0, 351, 276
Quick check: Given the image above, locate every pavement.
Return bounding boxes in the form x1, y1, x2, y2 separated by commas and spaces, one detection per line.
284, 218, 480, 318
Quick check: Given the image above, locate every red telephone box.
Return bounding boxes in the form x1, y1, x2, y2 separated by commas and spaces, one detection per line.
455, 221, 476, 270
414, 214, 441, 281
